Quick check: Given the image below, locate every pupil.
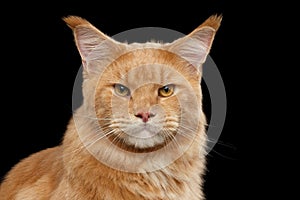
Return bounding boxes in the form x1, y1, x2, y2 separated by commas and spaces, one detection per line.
120, 86, 125, 93
164, 86, 169, 93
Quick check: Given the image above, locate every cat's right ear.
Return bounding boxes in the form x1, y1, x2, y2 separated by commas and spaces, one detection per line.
63, 16, 125, 73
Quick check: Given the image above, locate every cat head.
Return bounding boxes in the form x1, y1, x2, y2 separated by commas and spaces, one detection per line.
64, 15, 221, 160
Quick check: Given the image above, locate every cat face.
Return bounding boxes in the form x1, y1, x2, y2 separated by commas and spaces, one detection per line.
93, 49, 202, 150
64, 15, 221, 153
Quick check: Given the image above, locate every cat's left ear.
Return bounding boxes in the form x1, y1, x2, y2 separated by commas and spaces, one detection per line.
167, 15, 222, 68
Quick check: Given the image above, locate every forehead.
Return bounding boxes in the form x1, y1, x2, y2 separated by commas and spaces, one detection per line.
122, 64, 180, 89
101, 48, 199, 88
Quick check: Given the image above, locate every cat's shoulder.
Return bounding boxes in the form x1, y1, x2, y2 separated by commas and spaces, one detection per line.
0, 146, 63, 198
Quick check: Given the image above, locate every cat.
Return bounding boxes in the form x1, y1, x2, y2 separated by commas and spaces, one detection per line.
0, 14, 221, 200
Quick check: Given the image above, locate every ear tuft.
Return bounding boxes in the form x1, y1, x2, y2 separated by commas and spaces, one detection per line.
197, 14, 222, 31
62, 16, 91, 29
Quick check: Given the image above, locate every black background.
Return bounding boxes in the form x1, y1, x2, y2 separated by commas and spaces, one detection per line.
0, 1, 244, 199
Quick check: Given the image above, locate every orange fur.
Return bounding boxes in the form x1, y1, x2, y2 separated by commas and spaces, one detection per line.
0, 15, 221, 199
197, 14, 222, 31
63, 16, 91, 29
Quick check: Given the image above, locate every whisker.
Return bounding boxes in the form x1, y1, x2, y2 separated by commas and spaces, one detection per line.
102, 130, 122, 156
205, 138, 237, 160
206, 138, 236, 150
59, 127, 116, 160
177, 124, 198, 132
58, 142, 87, 160
206, 148, 237, 160
86, 129, 116, 148
177, 126, 198, 141
175, 124, 209, 155
162, 128, 190, 166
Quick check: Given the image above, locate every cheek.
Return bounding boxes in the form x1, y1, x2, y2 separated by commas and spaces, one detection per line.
159, 96, 181, 118
94, 88, 114, 122
95, 88, 130, 120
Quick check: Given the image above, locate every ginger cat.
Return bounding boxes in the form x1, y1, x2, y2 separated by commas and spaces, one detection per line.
0, 15, 221, 200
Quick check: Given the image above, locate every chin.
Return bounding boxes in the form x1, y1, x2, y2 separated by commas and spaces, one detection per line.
125, 134, 166, 149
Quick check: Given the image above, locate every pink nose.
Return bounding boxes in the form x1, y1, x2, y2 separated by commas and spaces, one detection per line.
135, 111, 155, 123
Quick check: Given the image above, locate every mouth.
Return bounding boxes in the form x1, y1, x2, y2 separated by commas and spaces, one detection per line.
130, 124, 160, 138
107, 123, 171, 153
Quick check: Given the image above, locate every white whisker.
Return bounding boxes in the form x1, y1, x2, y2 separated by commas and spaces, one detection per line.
102, 130, 123, 156
59, 127, 117, 160
162, 128, 190, 166
85, 129, 116, 148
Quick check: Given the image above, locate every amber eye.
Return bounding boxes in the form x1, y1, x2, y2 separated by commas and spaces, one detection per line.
114, 84, 130, 97
158, 84, 175, 97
